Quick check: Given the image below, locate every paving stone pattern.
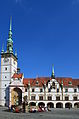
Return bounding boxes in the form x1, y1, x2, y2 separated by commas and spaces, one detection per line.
0, 107, 79, 119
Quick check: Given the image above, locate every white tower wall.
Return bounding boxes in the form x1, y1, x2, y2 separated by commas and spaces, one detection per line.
0, 55, 17, 106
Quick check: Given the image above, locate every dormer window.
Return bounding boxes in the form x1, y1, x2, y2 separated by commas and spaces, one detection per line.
68, 81, 72, 85
36, 81, 39, 85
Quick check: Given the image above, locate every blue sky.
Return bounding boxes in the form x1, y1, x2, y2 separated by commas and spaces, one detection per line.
0, 0, 79, 78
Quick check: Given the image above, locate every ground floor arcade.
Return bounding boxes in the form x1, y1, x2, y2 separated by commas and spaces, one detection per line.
9, 87, 79, 108
29, 101, 79, 108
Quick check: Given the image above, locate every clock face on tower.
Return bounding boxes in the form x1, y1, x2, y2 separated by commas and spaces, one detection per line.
4, 58, 9, 63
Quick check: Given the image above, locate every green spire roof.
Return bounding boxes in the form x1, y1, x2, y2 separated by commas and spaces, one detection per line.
8, 16, 13, 40
7, 17, 13, 53
51, 64, 55, 79
1, 43, 4, 53
10, 16, 12, 31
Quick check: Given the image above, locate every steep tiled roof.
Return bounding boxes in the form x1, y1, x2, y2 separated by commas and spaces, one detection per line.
72, 79, 79, 86
23, 77, 79, 87
23, 77, 50, 87
12, 73, 23, 79
23, 78, 34, 86
56, 77, 73, 87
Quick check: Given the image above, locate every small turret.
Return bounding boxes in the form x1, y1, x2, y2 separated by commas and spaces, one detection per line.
1, 43, 4, 54
61, 80, 63, 89
51, 64, 55, 79
15, 50, 17, 58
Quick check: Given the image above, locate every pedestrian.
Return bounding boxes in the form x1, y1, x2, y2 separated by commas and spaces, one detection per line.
23, 101, 25, 113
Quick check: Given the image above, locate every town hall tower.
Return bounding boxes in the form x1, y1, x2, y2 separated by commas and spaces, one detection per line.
0, 18, 17, 106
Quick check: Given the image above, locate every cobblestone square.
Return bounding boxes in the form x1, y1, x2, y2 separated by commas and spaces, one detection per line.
0, 107, 79, 119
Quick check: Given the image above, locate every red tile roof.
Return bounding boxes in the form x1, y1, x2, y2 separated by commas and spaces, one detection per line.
23, 77, 79, 87
23, 77, 50, 87
12, 73, 23, 79
72, 79, 79, 86
56, 77, 73, 87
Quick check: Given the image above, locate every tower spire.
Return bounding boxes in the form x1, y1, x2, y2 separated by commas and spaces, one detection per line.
10, 16, 12, 31
7, 17, 13, 53
9, 16, 12, 39
51, 64, 55, 79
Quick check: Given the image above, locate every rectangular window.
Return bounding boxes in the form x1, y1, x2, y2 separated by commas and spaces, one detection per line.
48, 96, 52, 100
65, 96, 69, 101
5, 76, 7, 78
32, 88, 34, 92
39, 96, 43, 100
57, 89, 59, 93
40, 89, 43, 92
5, 67, 7, 71
48, 88, 51, 92
31, 96, 35, 100
74, 89, 77, 93
73, 97, 77, 101
13, 61, 15, 65
56, 96, 60, 101
5, 84, 6, 87
25, 88, 27, 92
65, 89, 68, 93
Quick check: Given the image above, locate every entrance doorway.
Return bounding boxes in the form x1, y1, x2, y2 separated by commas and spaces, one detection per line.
11, 88, 22, 106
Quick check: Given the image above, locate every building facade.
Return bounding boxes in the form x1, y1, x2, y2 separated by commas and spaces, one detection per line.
0, 19, 79, 108
9, 72, 79, 108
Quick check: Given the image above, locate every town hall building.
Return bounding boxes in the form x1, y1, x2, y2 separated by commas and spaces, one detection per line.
0, 18, 79, 108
